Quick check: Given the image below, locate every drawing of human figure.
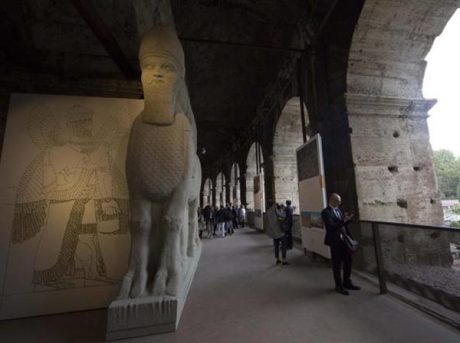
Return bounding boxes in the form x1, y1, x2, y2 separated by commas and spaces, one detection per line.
11, 104, 129, 289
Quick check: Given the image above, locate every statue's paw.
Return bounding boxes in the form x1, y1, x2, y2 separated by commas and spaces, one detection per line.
186, 244, 196, 257
130, 271, 148, 298
187, 239, 201, 257
166, 274, 180, 296
152, 270, 167, 296
117, 274, 133, 299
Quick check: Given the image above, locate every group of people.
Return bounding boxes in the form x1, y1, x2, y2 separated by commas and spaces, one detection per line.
266, 194, 360, 296
198, 193, 360, 296
198, 204, 246, 238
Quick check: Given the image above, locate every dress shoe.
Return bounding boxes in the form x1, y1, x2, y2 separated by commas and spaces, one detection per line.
343, 282, 361, 291
282, 261, 290, 265
335, 287, 349, 296
276, 259, 281, 264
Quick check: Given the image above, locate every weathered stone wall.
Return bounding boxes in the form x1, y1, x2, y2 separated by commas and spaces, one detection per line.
347, 0, 459, 272
245, 143, 259, 210
347, 0, 459, 225
0, 89, 10, 159
215, 172, 226, 207
273, 97, 304, 213
346, 94, 443, 224
246, 210, 255, 228
238, 162, 247, 207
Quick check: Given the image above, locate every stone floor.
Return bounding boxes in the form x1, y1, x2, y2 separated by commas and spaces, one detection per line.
0, 228, 459, 343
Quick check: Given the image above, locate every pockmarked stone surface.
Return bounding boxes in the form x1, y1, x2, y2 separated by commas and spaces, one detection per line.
273, 97, 304, 214
346, 0, 458, 227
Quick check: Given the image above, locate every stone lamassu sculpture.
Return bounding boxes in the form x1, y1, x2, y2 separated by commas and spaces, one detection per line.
119, 26, 201, 299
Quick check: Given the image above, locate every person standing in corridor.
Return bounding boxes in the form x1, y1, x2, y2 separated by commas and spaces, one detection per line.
284, 200, 294, 250
321, 193, 360, 295
238, 204, 246, 228
266, 200, 289, 265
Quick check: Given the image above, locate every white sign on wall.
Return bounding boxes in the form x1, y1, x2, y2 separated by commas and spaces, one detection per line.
296, 134, 330, 258
0, 94, 143, 320
253, 174, 264, 230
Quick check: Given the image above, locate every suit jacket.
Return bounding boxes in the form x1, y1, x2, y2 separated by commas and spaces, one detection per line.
283, 205, 293, 231
321, 206, 352, 246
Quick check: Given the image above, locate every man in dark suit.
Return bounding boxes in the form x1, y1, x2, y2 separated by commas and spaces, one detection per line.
284, 200, 294, 249
321, 193, 360, 295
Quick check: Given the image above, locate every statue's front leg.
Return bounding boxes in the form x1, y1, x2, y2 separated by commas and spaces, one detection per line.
187, 198, 199, 257
187, 157, 202, 257
118, 197, 152, 299
152, 185, 188, 296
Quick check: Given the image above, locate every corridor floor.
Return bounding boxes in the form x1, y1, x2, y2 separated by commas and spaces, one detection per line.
0, 228, 459, 343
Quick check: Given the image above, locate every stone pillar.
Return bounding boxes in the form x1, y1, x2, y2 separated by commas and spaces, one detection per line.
272, 97, 303, 212
240, 164, 247, 206
262, 152, 275, 209
305, 44, 360, 214
0, 89, 11, 159
346, 93, 443, 225
211, 180, 216, 207
225, 181, 231, 205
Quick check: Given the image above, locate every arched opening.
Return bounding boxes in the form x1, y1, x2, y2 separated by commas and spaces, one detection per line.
423, 9, 460, 226
273, 97, 307, 214
230, 162, 241, 205
347, 1, 459, 225
215, 172, 226, 208
202, 177, 213, 207
345, 1, 459, 308
246, 142, 265, 229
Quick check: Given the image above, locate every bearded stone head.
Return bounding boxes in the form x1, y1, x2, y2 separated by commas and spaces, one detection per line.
139, 25, 185, 125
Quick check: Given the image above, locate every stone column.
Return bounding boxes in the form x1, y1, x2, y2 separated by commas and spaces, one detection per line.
346, 93, 443, 225
262, 154, 275, 209
225, 181, 231, 205
211, 179, 216, 207
239, 164, 247, 206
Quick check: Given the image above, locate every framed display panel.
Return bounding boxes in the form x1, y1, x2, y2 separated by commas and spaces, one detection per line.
296, 134, 330, 258
253, 174, 264, 230
0, 93, 143, 320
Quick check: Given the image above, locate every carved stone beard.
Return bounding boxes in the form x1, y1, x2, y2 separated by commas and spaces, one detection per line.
142, 81, 177, 125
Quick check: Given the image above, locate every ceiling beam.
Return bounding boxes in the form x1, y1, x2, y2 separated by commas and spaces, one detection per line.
315, 0, 339, 41
133, 0, 175, 36
0, 69, 142, 98
70, 0, 137, 80
180, 36, 307, 53
0, 0, 38, 69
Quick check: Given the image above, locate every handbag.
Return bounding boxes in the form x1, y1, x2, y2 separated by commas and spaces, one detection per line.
342, 233, 359, 252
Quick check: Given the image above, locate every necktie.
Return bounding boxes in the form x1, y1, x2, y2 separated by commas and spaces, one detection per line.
334, 208, 341, 219
334, 209, 345, 238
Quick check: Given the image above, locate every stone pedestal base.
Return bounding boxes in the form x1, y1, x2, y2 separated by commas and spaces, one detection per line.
106, 247, 201, 341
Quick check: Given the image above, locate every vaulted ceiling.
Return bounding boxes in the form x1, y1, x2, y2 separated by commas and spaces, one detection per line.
0, 0, 345, 165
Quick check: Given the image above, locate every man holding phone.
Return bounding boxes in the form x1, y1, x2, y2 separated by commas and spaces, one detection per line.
321, 193, 360, 295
